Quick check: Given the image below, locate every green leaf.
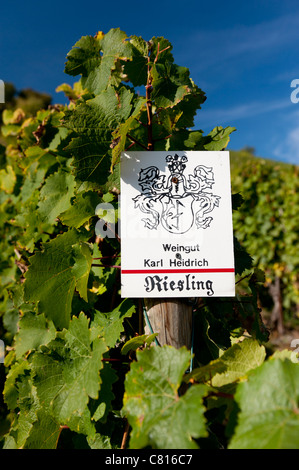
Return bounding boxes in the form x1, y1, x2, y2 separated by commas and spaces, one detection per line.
72, 242, 93, 302
23, 229, 92, 329
0, 165, 16, 193
63, 86, 134, 184
203, 126, 236, 151
158, 83, 206, 136
23, 410, 61, 449
65, 134, 112, 185
123, 35, 149, 86
211, 338, 266, 387
64, 29, 133, 94
37, 171, 76, 224
3, 360, 30, 410
94, 28, 132, 93
123, 345, 208, 449
91, 299, 135, 348
230, 359, 299, 449
90, 362, 118, 423
64, 35, 102, 79
121, 333, 158, 355
59, 190, 100, 228
111, 96, 146, 169
87, 433, 113, 449
188, 338, 266, 386
13, 378, 40, 448
151, 62, 191, 108
15, 312, 56, 359
32, 313, 107, 424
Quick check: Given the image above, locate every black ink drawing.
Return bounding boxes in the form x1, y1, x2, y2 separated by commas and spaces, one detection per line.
133, 154, 221, 234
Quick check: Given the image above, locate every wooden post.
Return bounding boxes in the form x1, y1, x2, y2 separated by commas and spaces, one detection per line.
143, 299, 193, 349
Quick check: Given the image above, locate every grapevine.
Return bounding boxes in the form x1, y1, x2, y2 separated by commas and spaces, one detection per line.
0, 28, 299, 450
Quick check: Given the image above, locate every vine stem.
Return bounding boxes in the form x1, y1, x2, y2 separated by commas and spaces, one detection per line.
127, 134, 148, 150
121, 419, 130, 449
145, 42, 171, 149
146, 43, 154, 151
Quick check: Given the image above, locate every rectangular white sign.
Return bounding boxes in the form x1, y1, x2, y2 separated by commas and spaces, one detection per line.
120, 151, 235, 298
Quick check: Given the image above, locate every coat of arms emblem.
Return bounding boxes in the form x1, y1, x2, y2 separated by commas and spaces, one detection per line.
133, 154, 221, 234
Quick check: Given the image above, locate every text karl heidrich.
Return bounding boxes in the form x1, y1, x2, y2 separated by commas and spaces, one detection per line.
143, 243, 208, 268
143, 243, 214, 296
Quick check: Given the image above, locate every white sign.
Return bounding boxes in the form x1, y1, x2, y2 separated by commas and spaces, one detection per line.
120, 151, 235, 298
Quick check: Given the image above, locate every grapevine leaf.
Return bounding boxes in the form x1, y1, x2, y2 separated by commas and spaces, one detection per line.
5, 372, 40, 448
123, 35, 148, 86
229, 359, 299, 449
188, 338, 265, 386
203, 126, 236, 151
151, 62, 191, 108
64, 29, 132, 94
123, 345, 208, 449
3, 360, 30, 410
94, 28, 132, 93
37, 171, 76, 224
235, 270, 270, 343
59, 190, 100, 228
63, 86, 134, 184
90, 362, 118, 423
2, 436, 17, 449
121, 333, 158, 355
20, 145, 57, 172
65, 135, 112, 185
23, 410, 61, 449
234, 236, 253, 275
23, 229, 92, 329
111, 96, 146, 169
87, 433, 113, 449
72, 242, 93, 302
0, 165, 16, 193
64, 35, 102, 80
66, 407, 96, 437
211, 338, 266, 387
32, 313, 107, 424
15, 311, 56, 359
157, 83, 206, 136
91, 299, 136, 348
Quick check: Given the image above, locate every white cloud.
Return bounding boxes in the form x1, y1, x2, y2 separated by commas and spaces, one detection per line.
187, 12, 299, 70
197, 98, 292, 127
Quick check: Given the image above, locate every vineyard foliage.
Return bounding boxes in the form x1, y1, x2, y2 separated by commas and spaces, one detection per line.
230, 148, 299, 318
0, 28, 299, 449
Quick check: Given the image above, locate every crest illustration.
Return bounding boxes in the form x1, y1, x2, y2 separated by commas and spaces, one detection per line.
133, 154, 221, 234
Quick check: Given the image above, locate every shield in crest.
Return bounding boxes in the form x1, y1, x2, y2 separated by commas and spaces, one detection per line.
160, 194, 195, 234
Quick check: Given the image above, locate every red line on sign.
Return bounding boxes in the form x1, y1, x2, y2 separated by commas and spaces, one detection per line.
121, 268, 235, 274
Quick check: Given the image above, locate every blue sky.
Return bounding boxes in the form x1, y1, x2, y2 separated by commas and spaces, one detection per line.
1, 0, 299, 164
